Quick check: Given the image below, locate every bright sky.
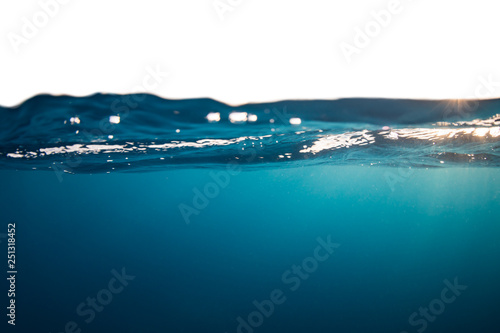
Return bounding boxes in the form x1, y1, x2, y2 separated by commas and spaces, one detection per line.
1, 0, 499, 107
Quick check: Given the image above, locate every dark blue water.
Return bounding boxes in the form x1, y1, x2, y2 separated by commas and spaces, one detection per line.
1, 95, 499, 333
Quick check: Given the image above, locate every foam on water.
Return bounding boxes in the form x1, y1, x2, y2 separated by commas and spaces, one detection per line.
1, 94, 499, 173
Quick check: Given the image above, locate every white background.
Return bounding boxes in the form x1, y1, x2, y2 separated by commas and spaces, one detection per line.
1, 0, 499, 107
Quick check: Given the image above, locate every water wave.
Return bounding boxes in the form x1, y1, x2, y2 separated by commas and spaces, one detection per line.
1, 94, 499, 173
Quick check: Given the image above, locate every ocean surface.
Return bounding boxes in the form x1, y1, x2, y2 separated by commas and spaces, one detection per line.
1, 94, 499, 333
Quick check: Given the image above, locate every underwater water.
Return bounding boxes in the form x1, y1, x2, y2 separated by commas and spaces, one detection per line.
1, 95, 499, 333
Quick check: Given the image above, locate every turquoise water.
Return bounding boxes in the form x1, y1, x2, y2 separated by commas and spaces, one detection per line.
1, 95, 499, 332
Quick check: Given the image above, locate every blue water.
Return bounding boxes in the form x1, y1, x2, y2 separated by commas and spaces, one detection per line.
1, 95, 499, 332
